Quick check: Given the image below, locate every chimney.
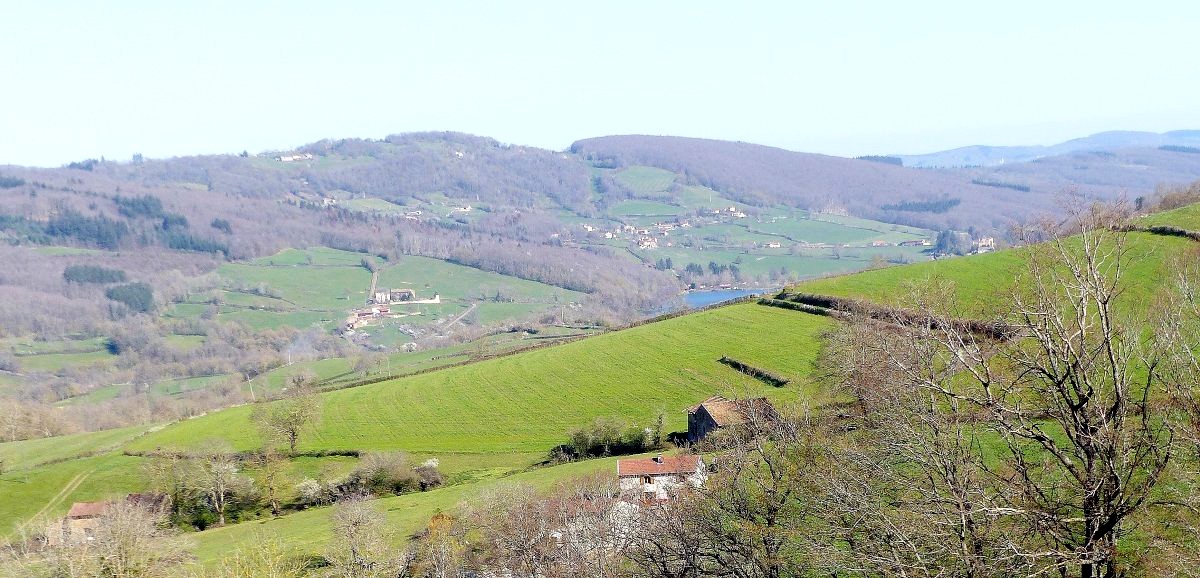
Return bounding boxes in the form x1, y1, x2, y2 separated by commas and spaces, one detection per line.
653, 455, 663, 464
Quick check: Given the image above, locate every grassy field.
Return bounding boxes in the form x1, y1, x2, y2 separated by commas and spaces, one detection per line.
795, 231, 1194, 318
376, 255, 575, 303
0, 425, 157, 471
127, 303, 833, 454
163, 248, 578, 336
749, 215, 927, 245
647, 244, 928, 280
612, 166, 677, 195
610, 199, 689, 217
1140, 203, 1200, 229
186, 454, 638, 567
0, 454, 150, 536
340, 197, 407, 215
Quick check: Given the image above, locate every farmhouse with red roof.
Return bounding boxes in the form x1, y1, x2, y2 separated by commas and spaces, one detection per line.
616, 454, 706, 501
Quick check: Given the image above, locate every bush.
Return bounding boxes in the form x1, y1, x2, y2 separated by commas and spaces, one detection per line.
414, 459, 445, 490
105, 282, 155, 312
296, 478, 341, 507
559, 414, 665, 460
0, 174, 25, 188
342, 452, 424, 496
718, 356, 790, 386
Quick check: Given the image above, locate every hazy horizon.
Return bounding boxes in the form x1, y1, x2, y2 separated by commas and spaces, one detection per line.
3, 1, 1199, 166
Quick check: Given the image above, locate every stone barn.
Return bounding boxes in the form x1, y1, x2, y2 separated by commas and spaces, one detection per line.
686, 395, 778, 443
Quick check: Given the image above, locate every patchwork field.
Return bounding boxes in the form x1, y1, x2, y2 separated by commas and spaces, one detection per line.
166, 248, 582, 336
585, 165, 937, 282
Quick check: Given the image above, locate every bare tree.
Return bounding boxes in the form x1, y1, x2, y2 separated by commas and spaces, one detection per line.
325, 496, 413, 578
413, 513, 466, 578
191, 533, 306, 577
253, 381, 322, 453
827, 202, 1183, 577
30, 500, 187, 578
628, 403, 817, 578
192, 441, 254, 526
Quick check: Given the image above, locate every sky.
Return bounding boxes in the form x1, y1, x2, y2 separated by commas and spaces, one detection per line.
2, 0, 1199, 166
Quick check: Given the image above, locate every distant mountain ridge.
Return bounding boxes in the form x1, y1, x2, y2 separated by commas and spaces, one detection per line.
898, 130, 1200, 168
571, 134, 1200, 232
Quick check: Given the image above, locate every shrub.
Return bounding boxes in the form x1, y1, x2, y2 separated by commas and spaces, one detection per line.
718, 356, 790, 386
343, 452, 421, 496
296, 478, 340, 507
559, 414, 666, 460
414, 459, 445, 490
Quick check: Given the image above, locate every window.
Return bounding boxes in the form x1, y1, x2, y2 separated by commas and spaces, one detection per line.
642, 475, 653, 484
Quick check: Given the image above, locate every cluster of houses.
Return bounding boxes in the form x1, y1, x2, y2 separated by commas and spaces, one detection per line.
276, 152, 315, 162
345, 289, 441, 331
974, 236, 996, 253
709, 205, 748, 218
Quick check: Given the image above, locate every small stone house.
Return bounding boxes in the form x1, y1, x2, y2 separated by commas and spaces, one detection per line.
617, 455, 706, 501
45, 501, 106, 545
686, 395, 778, 443
44, 494, 168, 546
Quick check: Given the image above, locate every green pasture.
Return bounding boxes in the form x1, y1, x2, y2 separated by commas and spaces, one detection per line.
609, 199, 688, 217
795, 231, 1193, 318
127, 303, 833, 455
376, 255, 577, 302
613, 166, 677, 195
1140, 203, 1200, 230
0, 454, 150, 536
0, 425, 157, 472
340, 198, 407, 215
187, 454, 636, 567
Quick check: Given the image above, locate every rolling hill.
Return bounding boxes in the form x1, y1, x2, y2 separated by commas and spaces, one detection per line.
2, 199, 1199, 570
898, 129, 1200, 168
572, 134, 1200, 233
0, 301, 834, 536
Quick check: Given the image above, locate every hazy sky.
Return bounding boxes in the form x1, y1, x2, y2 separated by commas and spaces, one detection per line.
3, 1, 1198, 166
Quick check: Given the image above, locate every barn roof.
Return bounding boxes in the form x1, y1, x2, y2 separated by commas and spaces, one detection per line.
687, 396, 776, 427
618, 455, 702, 477
66, 501, 107, 519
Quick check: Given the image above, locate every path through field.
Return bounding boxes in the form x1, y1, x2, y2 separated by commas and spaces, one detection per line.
445, 302, 478, 328
19, 470, 92, 530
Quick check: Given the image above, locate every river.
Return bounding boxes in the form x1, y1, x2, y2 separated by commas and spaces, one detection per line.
682, 289, 764, 308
